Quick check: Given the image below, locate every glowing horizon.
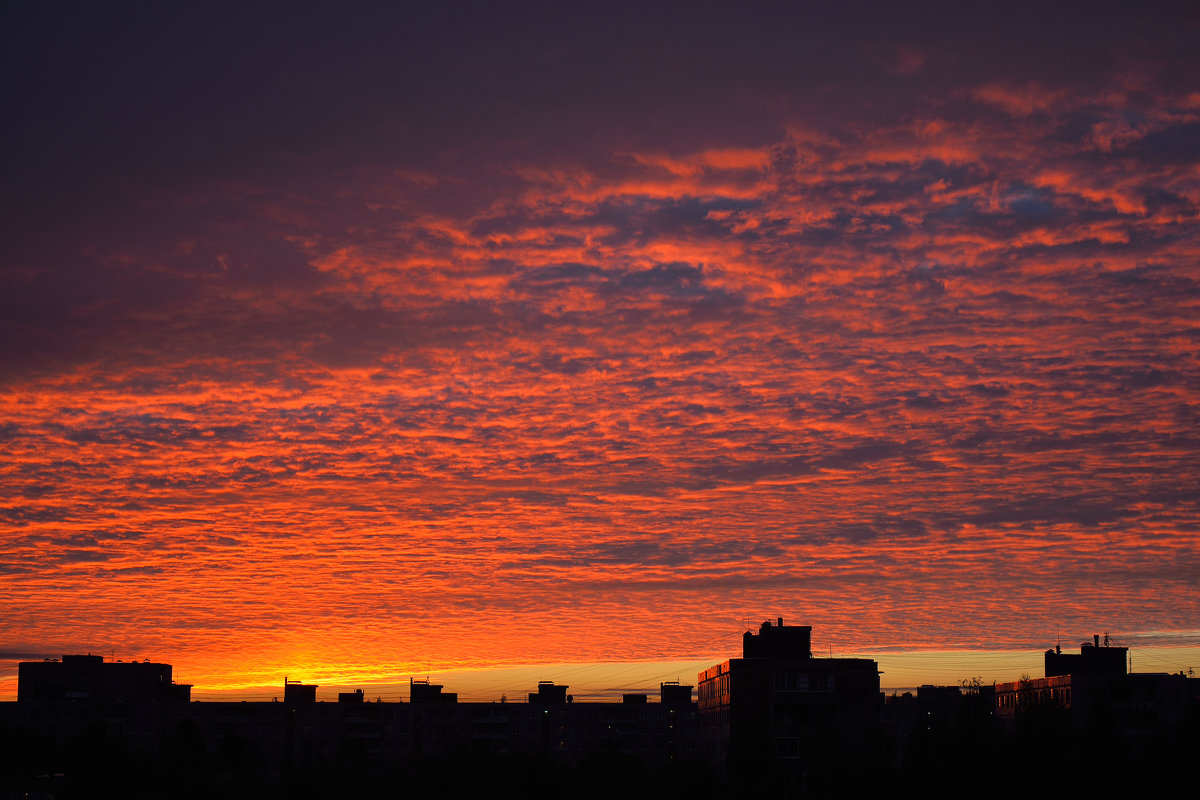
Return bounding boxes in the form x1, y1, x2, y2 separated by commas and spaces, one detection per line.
5, 643, 1197, 704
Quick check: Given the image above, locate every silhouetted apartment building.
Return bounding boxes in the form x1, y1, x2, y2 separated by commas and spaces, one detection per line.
283, 678, 318, 703
996, 635, 1126, 726
409, 678, 457, 703
698, 619, 880, 764
995, 635, 1197, 741
17, 654, 191, 703
528, 681, 569, 704
1044, 634, 1127, 677
659, 680, 693, 704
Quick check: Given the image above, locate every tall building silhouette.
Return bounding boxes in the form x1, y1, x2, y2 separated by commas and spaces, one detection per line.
283, 678, 318, 703
698, 619, 879, 764
17, 654, 191, 703
1044, 634, 1127, 677
995, 635, 1194, 737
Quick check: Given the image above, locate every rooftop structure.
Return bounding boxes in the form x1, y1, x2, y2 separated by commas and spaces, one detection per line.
698, 619, 879, 764
283, 678, 318, 703
528, 681, 570, 704
659, 681, 694, 704
409, 677, 457, 703
18, 654, 191, 703
1044, 634, 1127, 677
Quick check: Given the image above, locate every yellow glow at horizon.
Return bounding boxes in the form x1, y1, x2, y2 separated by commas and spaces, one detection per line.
4, 646, 1195, 702
183, 646, 1200, 702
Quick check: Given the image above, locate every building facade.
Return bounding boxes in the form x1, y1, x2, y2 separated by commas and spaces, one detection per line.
697, 619, 880, 764
995, 636, 1197, 741
17, 654, 191, 703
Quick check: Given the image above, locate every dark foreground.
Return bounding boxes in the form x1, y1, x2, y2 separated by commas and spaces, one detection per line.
3, 709, 1197, 800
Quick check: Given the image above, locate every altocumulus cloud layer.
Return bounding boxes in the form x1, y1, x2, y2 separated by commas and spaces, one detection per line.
2, 2, 1198, 689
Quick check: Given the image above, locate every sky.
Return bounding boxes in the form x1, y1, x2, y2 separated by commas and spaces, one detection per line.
2, 1, 1199, 699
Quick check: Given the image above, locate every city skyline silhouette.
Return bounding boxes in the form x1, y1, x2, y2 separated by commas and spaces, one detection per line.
4, 623, 1195, 704
5, 620, 1196, 798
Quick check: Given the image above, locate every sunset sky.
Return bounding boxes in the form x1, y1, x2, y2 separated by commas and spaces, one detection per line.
3, 2, 1198, 699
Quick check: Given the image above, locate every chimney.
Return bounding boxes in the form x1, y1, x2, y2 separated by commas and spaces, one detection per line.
778, 617, 784, 627
1094, 634, 1100, 648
